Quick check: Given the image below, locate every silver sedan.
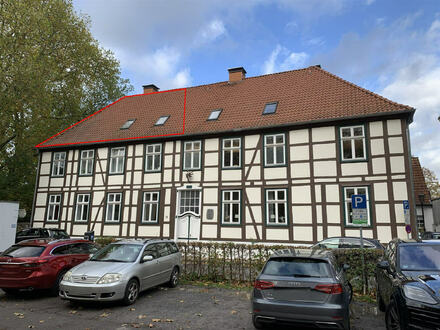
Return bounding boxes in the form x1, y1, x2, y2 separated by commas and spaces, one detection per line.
59, 239, 181, 305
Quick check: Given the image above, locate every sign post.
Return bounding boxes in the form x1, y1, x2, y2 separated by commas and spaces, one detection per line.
352, 194, 367, 295
403, 200, 411, 238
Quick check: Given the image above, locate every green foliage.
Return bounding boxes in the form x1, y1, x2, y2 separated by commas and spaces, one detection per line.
178, 242, 383, 295
0, 0, 133, 216
94, 236, 117, 247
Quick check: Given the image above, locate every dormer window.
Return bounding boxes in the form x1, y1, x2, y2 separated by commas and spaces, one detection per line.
120, 119, 135, 130
263, 102, 278, 115
155, 115, 169, 126
208, 109, 222, 121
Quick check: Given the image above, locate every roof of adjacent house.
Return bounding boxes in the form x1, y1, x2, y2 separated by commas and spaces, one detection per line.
36, 65, 414, 149
412, 157, 432, 205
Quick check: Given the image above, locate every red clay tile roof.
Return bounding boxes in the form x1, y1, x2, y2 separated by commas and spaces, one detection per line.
412, 157, 432, 205
36, 65, 414, 148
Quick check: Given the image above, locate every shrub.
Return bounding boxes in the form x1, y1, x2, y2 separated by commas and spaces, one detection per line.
178, 242, 383, 294
94, 236, 117, 248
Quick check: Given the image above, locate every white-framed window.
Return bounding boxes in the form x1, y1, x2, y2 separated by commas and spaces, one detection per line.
183, 141, 201, 170
343, 186, 370, 226
222, 190, 241, 224
178, 190, 200, 215
145, 144, 162, 172
106, 192, 122, 222
222, 138, 241, 168
340, 125, 366, 161
109, 147, 125, 174
266, 189, 287, 225
264, 134, 285, 166
79, 150, 94, 176
75, 194, 90, 222
51, 152, 66, 176
47, 194, 62, 222
142, 192, 160, 223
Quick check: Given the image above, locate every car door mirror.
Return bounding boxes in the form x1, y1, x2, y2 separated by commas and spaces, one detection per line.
378, 260, 390, 271
342, 264, 350, 271
142, 255, 154, 263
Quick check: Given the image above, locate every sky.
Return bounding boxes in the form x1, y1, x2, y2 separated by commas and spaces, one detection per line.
73, 0, 440, 177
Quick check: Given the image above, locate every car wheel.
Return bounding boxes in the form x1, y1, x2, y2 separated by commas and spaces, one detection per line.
50, 269, 68, 296
385, 300, 406, 330
376, 285, 386, 312
122, 279, 139, 305
168, 267, 179, 288
252, 315, 266, 329
1, 288, 19, 295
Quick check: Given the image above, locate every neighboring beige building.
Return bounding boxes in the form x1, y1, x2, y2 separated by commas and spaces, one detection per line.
32, 66, 418, 244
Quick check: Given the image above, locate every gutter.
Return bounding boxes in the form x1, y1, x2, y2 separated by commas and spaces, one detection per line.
35, 108, 416, 150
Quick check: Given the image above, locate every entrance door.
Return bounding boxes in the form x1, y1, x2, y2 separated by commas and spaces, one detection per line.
175, 189, 201, 241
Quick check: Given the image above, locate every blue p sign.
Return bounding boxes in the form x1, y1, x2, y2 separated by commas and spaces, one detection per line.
352, 195, 366, 209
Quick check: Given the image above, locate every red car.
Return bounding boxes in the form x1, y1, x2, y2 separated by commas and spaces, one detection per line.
0, 239, 98, 295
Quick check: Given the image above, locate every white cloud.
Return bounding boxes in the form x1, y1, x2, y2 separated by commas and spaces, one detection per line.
262, 45, 309, 74
381, 66, 440, 176
195, 19, 226, 45
117, 47, 192, 91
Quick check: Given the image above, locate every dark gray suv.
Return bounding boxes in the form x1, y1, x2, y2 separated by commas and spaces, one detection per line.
252, 249, 352, 329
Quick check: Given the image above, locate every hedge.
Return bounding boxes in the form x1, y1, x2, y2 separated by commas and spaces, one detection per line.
93, 238, 383, 294
178, 242, 383, 294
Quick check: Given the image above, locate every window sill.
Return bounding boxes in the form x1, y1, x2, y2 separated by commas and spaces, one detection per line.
265, 223, 289, 227
78, 174, 94, 177
139, 221, 160, 226
221, 223, 241, 227
263, 164, 287, 168
144, 170, 162, 174
340, 159, 368, 163
221, 167, 242, 170
104, 221, 121, 224
344, 224, 372, 228
108, 172, 124, 176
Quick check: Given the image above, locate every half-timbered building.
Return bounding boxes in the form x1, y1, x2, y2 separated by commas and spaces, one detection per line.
32, 65, 418, 244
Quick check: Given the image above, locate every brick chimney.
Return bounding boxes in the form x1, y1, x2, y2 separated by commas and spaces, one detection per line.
143, 84, 159, 94
228, 67, 246, 83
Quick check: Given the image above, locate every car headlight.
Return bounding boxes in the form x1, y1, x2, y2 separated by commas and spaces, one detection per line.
97, 273, 122, 284
403, 285, 437, 305
63, 271, 73, 282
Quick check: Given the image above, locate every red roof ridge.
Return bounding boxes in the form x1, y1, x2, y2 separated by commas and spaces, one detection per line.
310, 66, 414, 111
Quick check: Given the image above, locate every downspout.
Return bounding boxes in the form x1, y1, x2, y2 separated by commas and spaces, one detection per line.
406, 120, 418, 237
30, 151, 41, 227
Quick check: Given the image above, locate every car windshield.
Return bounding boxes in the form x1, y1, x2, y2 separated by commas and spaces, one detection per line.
399, 245, 440, 271
90, 244, 142, 263
262, 258, 331, 278
1, 245, 45, 258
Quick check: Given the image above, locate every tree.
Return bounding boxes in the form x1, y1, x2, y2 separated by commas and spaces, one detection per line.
423, 167, 440, 199
0, 0, 133, 218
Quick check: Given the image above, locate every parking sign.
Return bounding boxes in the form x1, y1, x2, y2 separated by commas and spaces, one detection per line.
352, 194, 368, 225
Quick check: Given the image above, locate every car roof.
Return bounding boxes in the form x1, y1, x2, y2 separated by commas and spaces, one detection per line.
17, 238, 91, 247
113, 239, 176, 245
322, 236, 379, 242
269, 248, 333, 260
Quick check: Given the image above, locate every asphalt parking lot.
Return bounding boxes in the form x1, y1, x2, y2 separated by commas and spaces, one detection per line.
0, 285, 384, 330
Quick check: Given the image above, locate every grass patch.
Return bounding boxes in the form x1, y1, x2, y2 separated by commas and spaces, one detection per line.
181, 279, 252, 291
353, 292, 376, 304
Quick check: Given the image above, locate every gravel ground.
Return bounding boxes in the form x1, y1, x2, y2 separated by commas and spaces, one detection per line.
0, 285, 385, 330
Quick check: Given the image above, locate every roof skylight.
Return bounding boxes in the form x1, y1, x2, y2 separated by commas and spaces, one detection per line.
155, 115, 170, 126
120, 119, 136, 130
207, 109, 222, 121
263, 102, 278, 115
